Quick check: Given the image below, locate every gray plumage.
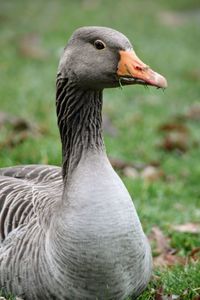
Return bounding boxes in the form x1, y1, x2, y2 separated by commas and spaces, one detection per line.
0, 26, 166, 300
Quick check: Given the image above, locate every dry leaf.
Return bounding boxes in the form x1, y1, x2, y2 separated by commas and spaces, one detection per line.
0, 112, 41, 149
149, 227, 186, 268
155, 286, 177, 300
0, 112, 39, 132
109, 157, 165, 181
18, 33, 48, 60
109, 157, 133, 170
158, 11, 187, 27
189, 247, 200, 262
149, 226, 172, 254
123, 167, 139, 179
0, 131, 29, 150
158, 10, 200, 27
109, 157, 145, 171
153, 253, 186, 268
159, 132, 189, 153
184, 70, 200, 82
141, 166, 164, 182
186, 104, 200, 121
82, 0, 101, 10
159, 122, 189, 134
172, 223, 200, 234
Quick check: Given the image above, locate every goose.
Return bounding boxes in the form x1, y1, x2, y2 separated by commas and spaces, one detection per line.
0, 26, 167, 300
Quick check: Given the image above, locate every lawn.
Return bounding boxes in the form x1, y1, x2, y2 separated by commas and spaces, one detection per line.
0, 0, 200, 299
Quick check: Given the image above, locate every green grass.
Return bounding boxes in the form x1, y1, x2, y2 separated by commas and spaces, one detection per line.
0, 0, 200, 299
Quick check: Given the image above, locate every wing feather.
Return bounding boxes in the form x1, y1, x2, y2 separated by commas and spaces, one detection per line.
0, 165, 63, 242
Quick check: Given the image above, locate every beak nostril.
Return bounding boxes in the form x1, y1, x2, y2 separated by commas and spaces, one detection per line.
135, 65, 143, 71
117, 50, 167, 88
134, 64, 149, 72
135, 65, 147, 72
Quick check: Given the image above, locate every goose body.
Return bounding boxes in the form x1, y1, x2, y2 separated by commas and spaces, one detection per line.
0, 27, 167, 300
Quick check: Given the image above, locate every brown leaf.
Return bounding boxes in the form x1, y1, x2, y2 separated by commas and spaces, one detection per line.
155, 286, 176, 300
109, 157, 145, 171
172, 223, 200, 234
159, 122, 189, 134
0, 131, 29, 150
109, 157, 132, 170
155, 287, 164, 300
153, 253, 186, 268
109, 157, 164, 181
159, 132, 189, 153
141, 166, 164, 182
0, 112, 41, 149
82, 0, 101, 10
158, 10, 200, 27
189, 247, 200, 261
158, 11, 187, 27
123, 167, 139, 179
185, 104, 200, 121
0, 112, 40, 133
149, 227, 186, 268
18, 33, 48, 60
149, 226, 172, 254
184, 69, 200, 82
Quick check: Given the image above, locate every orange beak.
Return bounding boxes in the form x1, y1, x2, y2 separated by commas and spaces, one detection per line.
117, 50, 167, 88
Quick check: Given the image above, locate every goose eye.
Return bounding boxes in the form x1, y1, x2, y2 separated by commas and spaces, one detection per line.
94, 40, 106, 50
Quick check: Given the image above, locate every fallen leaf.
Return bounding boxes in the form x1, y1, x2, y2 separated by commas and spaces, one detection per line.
0, 131, 30, 149
109, 157, 164, 181
172, 223, 200, 234
109, 157, 133, 170
82, 0, 101, 10
109, 157, 145, 171
159, 132, 189, 153
184, 69, 200, 82
0, 112, 41, 149
185, 104, 200, 121
123, 166, 139, 179
149, 226, 172, 254
0, 112, 39, 132
158, 10, 200, 27
153, 253, 186, 268
149, 227, 186, 268
141, 165, 164, 182
189, 247, 200, 262
18, 33, 48, 60
155, 286, 176, 300
159, 122, 189, 134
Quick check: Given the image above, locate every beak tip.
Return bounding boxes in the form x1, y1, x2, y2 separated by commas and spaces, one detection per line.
155, 73, 168, 89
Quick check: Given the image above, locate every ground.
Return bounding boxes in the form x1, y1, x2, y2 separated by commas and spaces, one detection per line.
0, 0, 200, 299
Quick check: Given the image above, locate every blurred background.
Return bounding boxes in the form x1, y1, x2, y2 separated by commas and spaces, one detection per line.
0, 0, 200, 299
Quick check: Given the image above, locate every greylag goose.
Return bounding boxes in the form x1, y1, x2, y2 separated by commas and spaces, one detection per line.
0, 27, 167, 300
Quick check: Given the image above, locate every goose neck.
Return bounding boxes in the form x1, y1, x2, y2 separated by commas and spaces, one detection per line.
56, 75, 104, 179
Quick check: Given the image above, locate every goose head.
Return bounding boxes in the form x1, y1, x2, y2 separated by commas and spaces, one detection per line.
58, 26, 167, 90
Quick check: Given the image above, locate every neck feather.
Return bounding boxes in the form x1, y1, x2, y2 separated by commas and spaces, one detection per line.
56, 74, 104, 179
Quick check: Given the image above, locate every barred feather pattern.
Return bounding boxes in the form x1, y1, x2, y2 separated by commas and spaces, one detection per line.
0, 78, 108, 299
56, 74, 104, 179
0, 165, 64, 299
0, 74, 152, 299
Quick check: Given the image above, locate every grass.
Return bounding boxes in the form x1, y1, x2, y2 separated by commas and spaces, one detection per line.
0, 0, 200, 299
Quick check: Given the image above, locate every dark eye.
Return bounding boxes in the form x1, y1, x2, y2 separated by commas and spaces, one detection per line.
94, 40, 106, 50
